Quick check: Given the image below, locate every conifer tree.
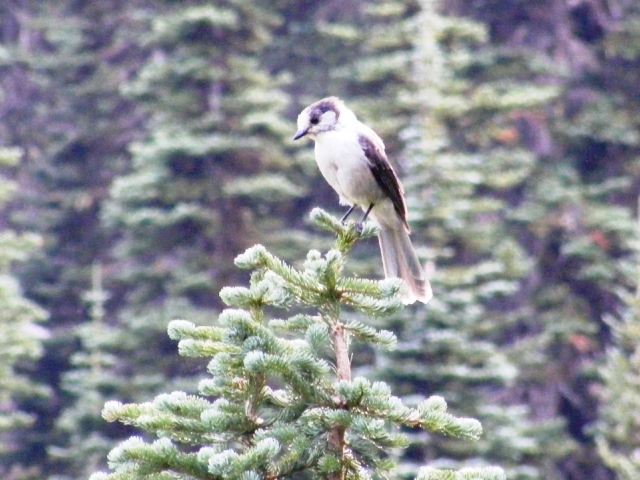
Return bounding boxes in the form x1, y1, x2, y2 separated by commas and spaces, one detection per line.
0, 148, 49, 479
91, 209, 505, 480
596, 287, 640, 479
362, 1, 575, 478
595, 200, 640, 479
101, 0, 307, 392
48, 263, 132, 480
66, 2, 311, 476
105, 1, 303, 312
0, 2, 147, 475
441, 1, 640, 477
391, 0, 638, 478
593, 5, 640, 478
273, 1, 576, 477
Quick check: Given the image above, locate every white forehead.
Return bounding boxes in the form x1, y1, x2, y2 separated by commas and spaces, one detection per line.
297, 108, 311, 126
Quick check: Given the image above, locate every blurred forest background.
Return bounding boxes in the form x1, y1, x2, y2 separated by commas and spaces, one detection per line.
1, 0, 640, 479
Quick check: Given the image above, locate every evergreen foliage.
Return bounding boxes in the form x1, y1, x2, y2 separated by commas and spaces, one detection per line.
595, 200, 640, 479
90, 210, 503, 480
0, 1, 639, 479
0, 148, 49, 478
1, 0, 144, 328
592, 4, 640, 477
102, 0, 306, 363
342, 1, 572, 478
596, 289, 640, 479
347, 0, 634, 478
386, 2, 640, 480
75, 0, 311, 466
0, 3, 147, 475
47, 263, 129, 480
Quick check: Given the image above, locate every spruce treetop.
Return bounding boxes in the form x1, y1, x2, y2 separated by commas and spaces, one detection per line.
91, 209, 502, 480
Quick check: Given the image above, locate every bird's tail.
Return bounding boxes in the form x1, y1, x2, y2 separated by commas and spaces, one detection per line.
378, 225, 432, 304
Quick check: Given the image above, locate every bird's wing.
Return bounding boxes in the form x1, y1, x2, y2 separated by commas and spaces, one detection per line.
357, 128, 409, 230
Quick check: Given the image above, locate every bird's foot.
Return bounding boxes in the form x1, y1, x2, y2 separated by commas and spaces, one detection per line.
354, 203, 374, 235
341, 205, 356, 224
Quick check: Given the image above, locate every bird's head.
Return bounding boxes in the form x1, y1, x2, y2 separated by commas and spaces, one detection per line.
293, 96, 355, 141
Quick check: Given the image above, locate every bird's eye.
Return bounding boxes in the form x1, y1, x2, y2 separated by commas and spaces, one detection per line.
310, 116, 319, 125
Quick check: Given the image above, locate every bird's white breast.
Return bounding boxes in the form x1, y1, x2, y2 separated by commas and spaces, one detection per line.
313, 125, 380, 207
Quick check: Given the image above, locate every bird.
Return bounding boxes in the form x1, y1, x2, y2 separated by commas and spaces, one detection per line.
293, 96, 432, 304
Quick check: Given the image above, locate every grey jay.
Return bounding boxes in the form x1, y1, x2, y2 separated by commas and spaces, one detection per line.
294, 97, 432, 304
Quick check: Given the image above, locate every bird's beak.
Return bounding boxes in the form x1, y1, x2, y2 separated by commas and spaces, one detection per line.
293, 127, 309, 141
